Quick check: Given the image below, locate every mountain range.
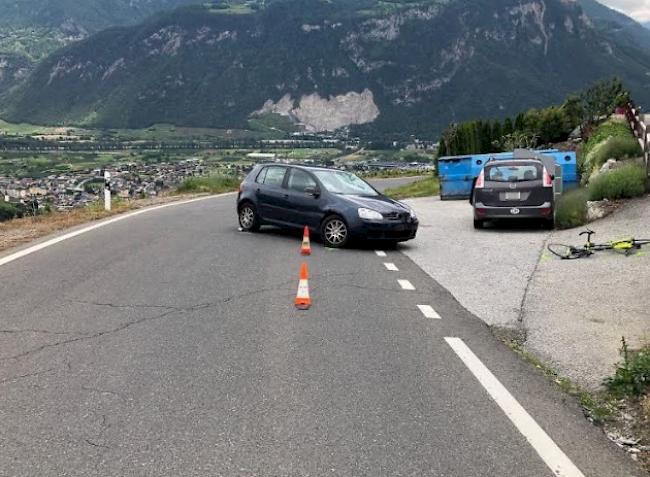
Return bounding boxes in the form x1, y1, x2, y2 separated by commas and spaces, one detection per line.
0, 0, 197, 92
1, 0, 650, 138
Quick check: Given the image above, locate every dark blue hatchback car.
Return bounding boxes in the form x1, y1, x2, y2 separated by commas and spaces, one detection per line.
236, 164, 418, 247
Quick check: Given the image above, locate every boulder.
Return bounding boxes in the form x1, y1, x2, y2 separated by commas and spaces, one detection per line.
586, 199, 610, 221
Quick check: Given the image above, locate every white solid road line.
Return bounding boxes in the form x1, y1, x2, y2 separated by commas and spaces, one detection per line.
0, 193, 236, 269
445, 337, 585, 477
375, 251, 387, 257
398, 279, 415, 290
417, 305, 441, 319
384, 262, 399, 271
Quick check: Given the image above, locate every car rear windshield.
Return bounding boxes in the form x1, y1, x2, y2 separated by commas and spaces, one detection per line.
312, 170, 378, 196
484, 163, 542, 182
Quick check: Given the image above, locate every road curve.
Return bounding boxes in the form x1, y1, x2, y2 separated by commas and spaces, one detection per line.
0, 195, 643, 476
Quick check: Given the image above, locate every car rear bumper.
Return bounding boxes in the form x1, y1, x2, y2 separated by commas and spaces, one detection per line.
352, 220, 419, 241
474, 202, 553, 220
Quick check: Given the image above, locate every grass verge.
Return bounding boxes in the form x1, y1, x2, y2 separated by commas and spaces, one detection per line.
175, 175, 240, 194
384, 176, 439, 199
501, 337, 616, 423
555, 187, 589, 229
497, 330, 650, 471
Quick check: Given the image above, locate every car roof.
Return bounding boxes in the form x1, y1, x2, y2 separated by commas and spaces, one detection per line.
256, 163, 343, 173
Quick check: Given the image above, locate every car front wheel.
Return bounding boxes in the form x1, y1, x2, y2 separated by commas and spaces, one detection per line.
238, 203, 260, 232
321, 215, 349, 248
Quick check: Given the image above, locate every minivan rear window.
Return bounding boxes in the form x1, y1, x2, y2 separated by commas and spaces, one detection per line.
485, 163, 542, 182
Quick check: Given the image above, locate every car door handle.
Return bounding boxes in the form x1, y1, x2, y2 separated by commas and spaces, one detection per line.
283, 194, 289, 199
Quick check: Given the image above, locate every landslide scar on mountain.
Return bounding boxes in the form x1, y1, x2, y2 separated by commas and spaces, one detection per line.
252, 89, 380, 132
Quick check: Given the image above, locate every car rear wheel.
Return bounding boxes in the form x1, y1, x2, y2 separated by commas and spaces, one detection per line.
542, 218, 555, 230
321, 215, 349, 248
473, 219, 484, 229
238, 203, 260, 232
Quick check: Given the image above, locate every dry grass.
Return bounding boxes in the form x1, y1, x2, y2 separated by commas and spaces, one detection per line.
0, 193, 210, 254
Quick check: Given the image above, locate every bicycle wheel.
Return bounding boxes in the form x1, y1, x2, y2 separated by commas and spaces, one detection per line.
547, 243, 590, 260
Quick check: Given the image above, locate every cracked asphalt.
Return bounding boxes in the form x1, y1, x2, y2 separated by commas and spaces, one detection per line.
0, 195, 645, 476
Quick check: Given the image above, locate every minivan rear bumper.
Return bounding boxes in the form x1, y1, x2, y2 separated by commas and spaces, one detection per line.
473, 202, 553, 220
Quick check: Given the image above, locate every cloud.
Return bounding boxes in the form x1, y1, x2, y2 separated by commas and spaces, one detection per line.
598, 0, 650, 22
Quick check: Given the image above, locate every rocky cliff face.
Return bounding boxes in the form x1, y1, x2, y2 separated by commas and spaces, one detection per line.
3, 0, 650, 137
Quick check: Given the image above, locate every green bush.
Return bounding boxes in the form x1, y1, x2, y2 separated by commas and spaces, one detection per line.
585, 136, 641, 170
605, 338, 650, 397
580, 119, 640, 178
588, 164, 647, 201
176, 175, 240, 194
555, 188, 589, 229
0, 202, 19, 222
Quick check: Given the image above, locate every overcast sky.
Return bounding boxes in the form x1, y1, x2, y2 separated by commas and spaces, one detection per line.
599, 0, 650, 22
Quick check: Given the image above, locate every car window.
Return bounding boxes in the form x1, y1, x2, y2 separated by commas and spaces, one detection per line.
312, 170, 378, 196
485, 163, 541, 182
255, 167, 267, 184
260, 166, 287, 187
287, 169, 317, 192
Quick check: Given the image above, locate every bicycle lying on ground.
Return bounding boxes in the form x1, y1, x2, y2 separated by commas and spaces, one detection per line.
547, 229, 650, 260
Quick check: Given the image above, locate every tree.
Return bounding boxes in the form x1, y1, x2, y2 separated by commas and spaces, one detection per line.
480, 121, 493, 153
514, 113, 526, 132
491, 121, 503, 152
503, 117, 514, 136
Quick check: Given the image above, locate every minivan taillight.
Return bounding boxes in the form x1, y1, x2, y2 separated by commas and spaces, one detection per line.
542, 168, 553, 188
475, 170, 485, 189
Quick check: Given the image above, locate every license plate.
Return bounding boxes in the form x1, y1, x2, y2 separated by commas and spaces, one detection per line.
505, 191, 521, 200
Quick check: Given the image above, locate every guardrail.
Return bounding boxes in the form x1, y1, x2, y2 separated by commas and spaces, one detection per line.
625, 101, 649, 175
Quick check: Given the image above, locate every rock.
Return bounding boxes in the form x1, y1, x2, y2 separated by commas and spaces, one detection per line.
599, 158, 618, 174
587, 200, 610, 221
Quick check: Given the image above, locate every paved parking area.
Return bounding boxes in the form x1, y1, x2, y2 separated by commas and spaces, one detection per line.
402, 195, 650, 390
526, 197, 650, 389
400, 197, 550, 328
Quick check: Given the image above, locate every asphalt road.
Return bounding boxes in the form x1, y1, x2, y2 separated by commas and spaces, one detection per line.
0, 195, 644, 476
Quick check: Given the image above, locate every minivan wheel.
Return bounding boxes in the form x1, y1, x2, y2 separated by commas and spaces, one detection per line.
473, 219, 484, 229
321, 215, 349, 248
239, 203, 260, 232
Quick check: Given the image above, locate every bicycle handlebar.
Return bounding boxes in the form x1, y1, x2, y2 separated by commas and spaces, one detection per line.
579, 229, 595, 242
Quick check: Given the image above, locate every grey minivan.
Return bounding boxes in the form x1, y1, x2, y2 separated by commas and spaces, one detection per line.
471, 158, 555, 229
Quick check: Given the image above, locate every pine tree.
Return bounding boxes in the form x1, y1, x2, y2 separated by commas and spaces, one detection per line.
503, 117, 514, 136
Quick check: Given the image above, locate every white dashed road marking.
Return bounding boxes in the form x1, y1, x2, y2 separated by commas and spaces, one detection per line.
398, 279, 415, 291
384, 263, 399, 271
445, 337, 585, 477
375, 251, 387, 257
417, 305, 441, 319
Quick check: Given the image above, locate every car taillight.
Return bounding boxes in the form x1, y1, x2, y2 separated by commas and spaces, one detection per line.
238, 183, 244, 193
475, 170, 485, 189
543, 168, 553, 188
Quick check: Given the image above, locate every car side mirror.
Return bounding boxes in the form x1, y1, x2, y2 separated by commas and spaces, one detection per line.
304, 186, 320, 197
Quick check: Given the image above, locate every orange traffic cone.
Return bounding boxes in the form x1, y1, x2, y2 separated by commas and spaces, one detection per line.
300, 226, 311, 256
295, 262, 311, 310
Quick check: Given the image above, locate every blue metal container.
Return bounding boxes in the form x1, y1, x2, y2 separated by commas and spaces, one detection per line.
438, 150, 577, 200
